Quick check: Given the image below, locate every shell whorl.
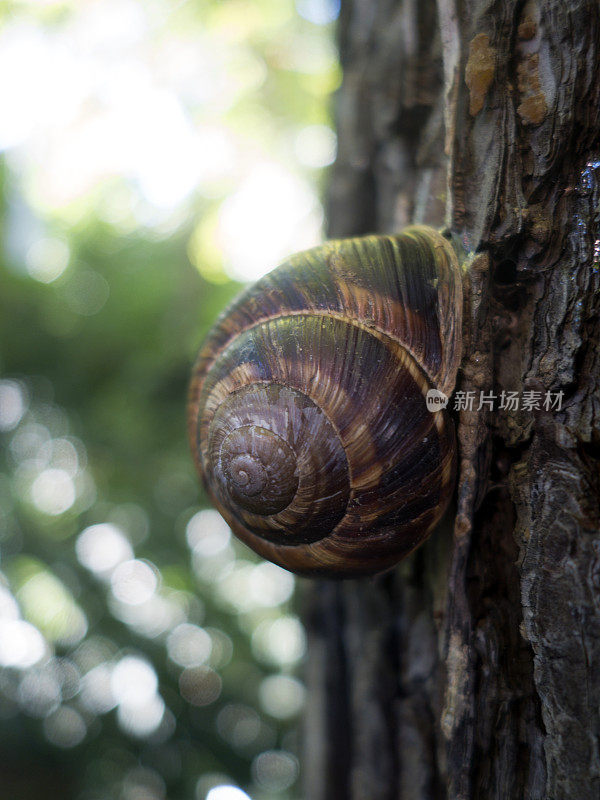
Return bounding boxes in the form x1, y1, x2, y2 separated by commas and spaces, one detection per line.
188, 226, 462, 577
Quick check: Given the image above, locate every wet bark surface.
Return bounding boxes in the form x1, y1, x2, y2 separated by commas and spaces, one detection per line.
302, 1, 600, 798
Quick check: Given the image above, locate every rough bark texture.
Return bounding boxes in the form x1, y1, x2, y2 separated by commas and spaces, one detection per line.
302, 1, 600, 798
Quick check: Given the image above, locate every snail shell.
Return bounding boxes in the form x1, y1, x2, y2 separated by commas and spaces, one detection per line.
188, 225, 462, 577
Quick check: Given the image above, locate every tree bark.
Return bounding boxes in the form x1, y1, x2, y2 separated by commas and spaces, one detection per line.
302, 1, 600, 799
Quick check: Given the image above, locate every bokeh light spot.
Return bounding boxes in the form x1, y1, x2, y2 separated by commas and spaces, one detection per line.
80, 663, 116, 714
31, 468, 76, 515
186, 509, 231, 556
252, 749, 298, 792
0, 380, 26, 431
111, 656, 158, 705
217, 704, 261, 750
18, 667, 61, 718
10, 422, 50, 464
110, 656, 165, 738
38, 437, 80, 477
294, 124, 337, 168
43, 705, 86, 748
179, 666, 222, 707
122, 766, 166, 800
296, 0, 340, 25
205, 786, 251, 800
62, 267, 110, 316
258, 674, 305, 719
206, 628, 234, 669
0, 619, 47, 668
167, 623, 212, 668
251, 616, 306, 666
110, 559, 158, 605
248, 562, 294, 608
118, 691, 165, 738
25, 236, 70, 283
76, 523, 134, 576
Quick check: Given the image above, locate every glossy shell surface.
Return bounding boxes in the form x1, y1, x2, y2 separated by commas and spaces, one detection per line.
188, 226, 462, 577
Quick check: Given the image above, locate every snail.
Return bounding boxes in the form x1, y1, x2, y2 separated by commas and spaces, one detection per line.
187, 225, 463, 577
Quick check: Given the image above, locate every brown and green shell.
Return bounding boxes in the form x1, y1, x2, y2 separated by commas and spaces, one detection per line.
188, 225, 462, 577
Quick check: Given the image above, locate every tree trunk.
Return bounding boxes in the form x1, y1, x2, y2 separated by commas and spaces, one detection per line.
302, 1, 600, 798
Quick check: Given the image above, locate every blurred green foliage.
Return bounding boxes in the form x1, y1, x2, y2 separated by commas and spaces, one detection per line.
0, 1, 339, 798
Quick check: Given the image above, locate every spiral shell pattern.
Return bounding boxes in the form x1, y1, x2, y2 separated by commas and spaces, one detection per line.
188, 226, 462, 577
